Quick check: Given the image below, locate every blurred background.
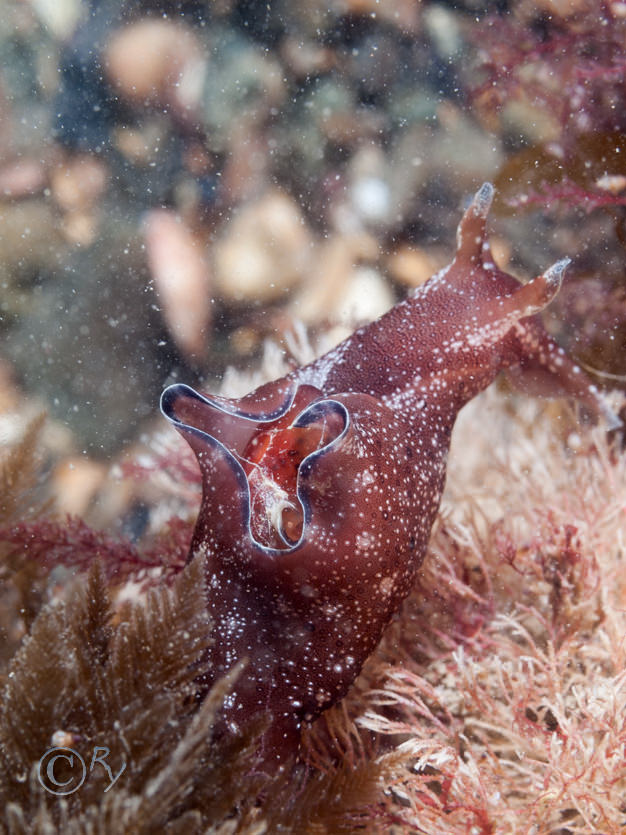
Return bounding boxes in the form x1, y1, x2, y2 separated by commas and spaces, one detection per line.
0, 0, 624, 524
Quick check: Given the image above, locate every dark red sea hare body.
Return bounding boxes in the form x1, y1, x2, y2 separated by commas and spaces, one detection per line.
161, 184, 614, 770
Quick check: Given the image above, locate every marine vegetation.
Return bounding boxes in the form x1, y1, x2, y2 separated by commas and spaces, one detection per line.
1, 187, 625, 833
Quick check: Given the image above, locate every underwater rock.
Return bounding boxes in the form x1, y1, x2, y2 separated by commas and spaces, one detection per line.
52, 456, 107, 517
201, 27, 285, 151
5, 218, 168, 456
386, 244, 446, 289
143, 208, 212, 363
0, 157, 47, 199
213, 190, 313, 304
50, 153, 108, 245
290, 231, 386, 326
104, 19, 206, 120
0, 198, 67, 316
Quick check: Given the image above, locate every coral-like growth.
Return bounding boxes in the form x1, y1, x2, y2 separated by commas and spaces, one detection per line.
0, 414, 54, 659
343, 390, 626, 833
0, 413, 48, 527
0, 515, 191, 586
0, 557, 270, 833
472, 2, 626, 215
469, 3, 626, 390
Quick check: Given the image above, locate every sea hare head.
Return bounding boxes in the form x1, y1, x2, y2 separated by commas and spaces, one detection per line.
161, 380, 427, 767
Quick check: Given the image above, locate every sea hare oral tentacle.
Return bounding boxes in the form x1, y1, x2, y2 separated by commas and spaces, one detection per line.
161, 183, 617, 771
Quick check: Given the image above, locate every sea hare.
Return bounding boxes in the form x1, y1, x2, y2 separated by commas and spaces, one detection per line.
161, 183, 615, 770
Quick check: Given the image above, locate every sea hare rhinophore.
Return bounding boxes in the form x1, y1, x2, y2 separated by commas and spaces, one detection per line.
161, 183, 615, 770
